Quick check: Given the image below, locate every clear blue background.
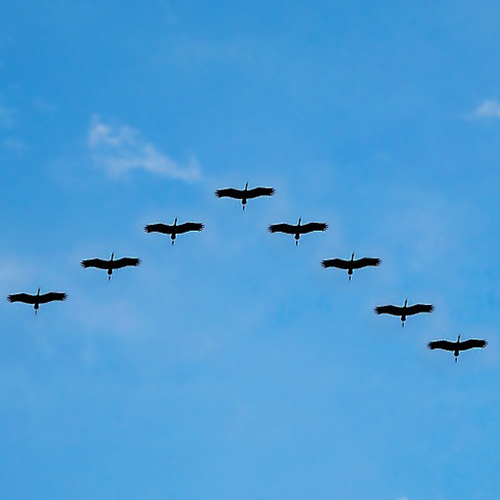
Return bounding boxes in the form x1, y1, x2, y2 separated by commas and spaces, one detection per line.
1, 1, 500, 498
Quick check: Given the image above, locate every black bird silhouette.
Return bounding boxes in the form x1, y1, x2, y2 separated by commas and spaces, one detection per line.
374, 299, 434, 327
81, 253, 141, 280
322, 253, 381, 280
144, 218, 204, 245
268, 218, 328, 245
215, 183, 275, 210
428, 335, 487, 363
7, 288, 67, 314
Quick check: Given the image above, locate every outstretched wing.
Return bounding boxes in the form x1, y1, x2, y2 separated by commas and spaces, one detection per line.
215, 188, 244, 199
39, 292, 67, 304
112, 257, 141, 269
268, 223, 296, 234
175, 222, 205, 234
352, 257, 381, 269
460, 339, 488, 351
428, 340, 455, 351
7, 293, 36, 304
406, 304, 434, 316
246, 187, 275, 199
374, 305, 404, 316
144, 223, 174, 234
322, 259, 350, 269
298, 222, 328, 234
81, 258, 109, 269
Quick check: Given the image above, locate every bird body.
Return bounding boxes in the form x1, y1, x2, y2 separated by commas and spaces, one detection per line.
81, 253, 140, 280
428, 335, 487, 362
215, 183, 275, 209
268, 218, 328, 245
7, 287, 67, 314
144, 218, 204, 245
374, 299, 434, 326
322, 253, 381, 280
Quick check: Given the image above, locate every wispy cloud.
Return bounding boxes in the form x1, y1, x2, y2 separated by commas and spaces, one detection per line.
472, 99, 500, 118
2, 137, 26, 153
88, 115, 201, 181
0, 104, 16, 128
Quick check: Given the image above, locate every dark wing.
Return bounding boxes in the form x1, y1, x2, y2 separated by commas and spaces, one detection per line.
268, 223, 297, 234
38, 292, 67, 304
81, 258, 109, 269
144, 223, 173, 234
352, 257, 381, 269
459, 339, 488, 351
321, 258, 350, 269
406, 304, 434, 316
246, 187, 275, 199
175, 222, 205, 234
298, 222, 328, 234
112, 257, 141, 269
374, 305, 404, 316
215, 188, 244, 199
428, 340, 455, 351
7, 293, 36, 304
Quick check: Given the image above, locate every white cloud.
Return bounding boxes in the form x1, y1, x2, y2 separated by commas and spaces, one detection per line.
88, 115, 201, 181
472, 99, 500, 118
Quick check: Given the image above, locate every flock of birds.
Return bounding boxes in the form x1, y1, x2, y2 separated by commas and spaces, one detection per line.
7, 183, 487, 363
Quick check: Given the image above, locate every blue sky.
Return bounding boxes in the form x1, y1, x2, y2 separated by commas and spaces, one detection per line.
1, 1, 500, 498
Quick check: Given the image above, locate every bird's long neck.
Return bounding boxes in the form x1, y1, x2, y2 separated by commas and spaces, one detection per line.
351, 252, 355, 261
174, 218, 178, 226
36, 287, 40, 297
298, 218, 301, 227
110, 253, 114, 262
457, 334, 461, 344
244, 182, 248, 192
404, 299, 408, 308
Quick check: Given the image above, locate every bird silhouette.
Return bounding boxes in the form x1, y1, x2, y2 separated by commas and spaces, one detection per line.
428, 335, 487, 362
81, 253, 141, 280
144, 218, 204, 245
374, 299, 434, 327
215, 183, 275, 210
322, 253, 381, 280
7, 288, 67, 314
268, 218, 328, 245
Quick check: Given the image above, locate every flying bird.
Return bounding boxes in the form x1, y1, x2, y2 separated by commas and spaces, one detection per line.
144, 218, 204, 245
322, 253, 381, 280
428, 335, 487, 362
215, 183, 275, 210
81, 253, 140, 280
374, 299, 434, 327
7, 288, 67, 314
268, 218, 328, 245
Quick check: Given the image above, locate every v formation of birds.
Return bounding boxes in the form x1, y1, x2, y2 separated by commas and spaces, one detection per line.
7, 183, 487, 363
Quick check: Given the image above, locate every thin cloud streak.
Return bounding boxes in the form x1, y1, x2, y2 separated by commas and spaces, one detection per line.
88, 115, 201, 181
472, 99, 500, 118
